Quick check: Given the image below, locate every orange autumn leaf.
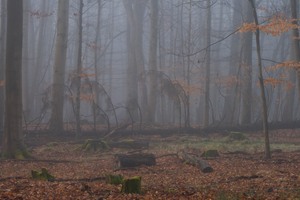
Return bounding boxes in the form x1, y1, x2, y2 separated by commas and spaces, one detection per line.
239, 15, 300, 36
263, 77, 283, 87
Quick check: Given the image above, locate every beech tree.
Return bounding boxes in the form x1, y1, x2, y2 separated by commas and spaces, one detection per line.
2, 0, 28, 159
146, 0, 159, 123
248, 0, 271, 159
123, 0, 148, 121
49, 0, 69, 133
0, 0, 6, 131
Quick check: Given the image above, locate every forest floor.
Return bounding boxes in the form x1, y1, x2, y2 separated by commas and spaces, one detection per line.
0, 128, 300, 199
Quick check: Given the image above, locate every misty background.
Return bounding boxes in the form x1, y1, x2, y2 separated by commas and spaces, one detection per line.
0, 0, 298, 132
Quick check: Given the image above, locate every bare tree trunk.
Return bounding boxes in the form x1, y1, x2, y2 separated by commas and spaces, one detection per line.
123, 0, 147, 121
49, 0, 69, 133
22, 0, 30, 121
75, 0, 83, 136
2, 0, 26, 159
0, 0, 6, 131
185, 0, 192, 128
282, 33, 296, 121
146, 0, 158, 123
29, 1, 48, 117
222, 0, 241, 125
92, 0, 102, 131
240, 1, 253, 125
203, 0, 211, 127
248, 0, 271, 159
290, 0, 300, 99
108, 0, 114, 96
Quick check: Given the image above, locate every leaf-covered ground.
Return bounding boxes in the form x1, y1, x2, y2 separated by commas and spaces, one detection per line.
0, 130, 300, 199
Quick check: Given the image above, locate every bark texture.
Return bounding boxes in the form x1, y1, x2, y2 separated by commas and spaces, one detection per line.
49, 0, 69, 133
2, 0, 27, 159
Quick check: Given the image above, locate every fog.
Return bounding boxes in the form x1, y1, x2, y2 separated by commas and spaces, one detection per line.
0, 0, 298, 132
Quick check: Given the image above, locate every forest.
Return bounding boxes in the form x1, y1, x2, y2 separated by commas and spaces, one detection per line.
0, 0, 299, 199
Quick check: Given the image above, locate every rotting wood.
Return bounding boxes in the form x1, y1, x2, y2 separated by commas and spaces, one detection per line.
177, 150, 213, 173
115, 153, 156, 168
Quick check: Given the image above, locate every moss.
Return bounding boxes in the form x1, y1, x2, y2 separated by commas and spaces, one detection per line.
106, 174, 124, 185
31, 168, 55, 181
201, 150, 220, 158
227, 132, 248, 141
121, 176, 141, 194
2, 146, 31, 160
81, 139, 109, 152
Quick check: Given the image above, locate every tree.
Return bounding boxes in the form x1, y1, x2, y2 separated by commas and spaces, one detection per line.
74, 0, 83, 136
222, 0, 242, 125
240, 0, 253, 125
248, 0, 271, 159
290, 0, 300, 97
123, 0, 148, 121
146, 0, 159, 123
2, 0, 28, 159
0, 0, 6, 131
203, 0, 212, 127
49, 0, 69, 133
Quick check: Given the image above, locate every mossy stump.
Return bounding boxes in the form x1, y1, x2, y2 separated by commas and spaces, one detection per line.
121, 176, 141, 194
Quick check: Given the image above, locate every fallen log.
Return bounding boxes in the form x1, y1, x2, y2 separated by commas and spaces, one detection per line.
115, 153, 156, 168
177, 150, 213, 173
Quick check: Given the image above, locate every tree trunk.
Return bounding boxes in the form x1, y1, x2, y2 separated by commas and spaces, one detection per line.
0, 0, 6, 131
241, 1, 253, 125
290, 0, 300, 99
222, 0, 242, 125
146, 0, 158, 123
248, 0, 271, 159
203, 0, 212, 127
2, 0, 27, 159
75, 0, 83, 137
123, 0, 147, 121
49, 0, 69, 133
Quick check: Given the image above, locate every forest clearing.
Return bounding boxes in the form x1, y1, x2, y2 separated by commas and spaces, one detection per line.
0, 128, 299, 199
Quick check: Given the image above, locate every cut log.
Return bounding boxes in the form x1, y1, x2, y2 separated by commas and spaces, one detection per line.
115, 153, 156, 168
178, 150, 213, 173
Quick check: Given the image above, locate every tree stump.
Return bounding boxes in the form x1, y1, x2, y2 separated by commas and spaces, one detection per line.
178, 150, 213, 173
115, 153, 156, 168
121, 176, 141, 194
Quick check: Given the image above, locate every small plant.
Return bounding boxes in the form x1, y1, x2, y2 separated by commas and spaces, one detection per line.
31, 168, 55, 181
81, 139, 109, 152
